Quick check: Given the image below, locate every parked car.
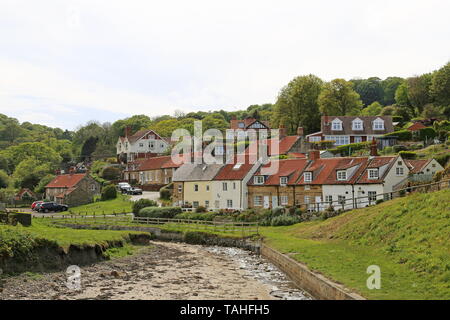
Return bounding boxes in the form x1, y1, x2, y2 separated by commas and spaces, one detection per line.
127, 187, 143, 195
34, 202, 44, 211
31, 201, 44, 210
118, 182, 131, 193
37, 202, 69, 213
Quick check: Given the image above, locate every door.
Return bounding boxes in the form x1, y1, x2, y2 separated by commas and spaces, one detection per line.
263, 196, 270, 209
272, 196, 278, 208
315, 196, 323, 211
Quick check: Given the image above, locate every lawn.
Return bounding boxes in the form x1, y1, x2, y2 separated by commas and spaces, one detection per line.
260, 189, 450, 300
67, 194, 133, 215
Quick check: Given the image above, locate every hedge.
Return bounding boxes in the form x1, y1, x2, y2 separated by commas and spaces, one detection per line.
398, 151, 417, 159
329, 141, 370, 156
137, 206, 182, 218
418, 127, 436, 141
383, 130, 412, 141
101, 184, 117, 201
132, 199, 157, 214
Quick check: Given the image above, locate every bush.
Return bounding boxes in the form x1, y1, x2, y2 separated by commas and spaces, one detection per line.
376, 199, 384, 205
435, 153, 450, 167
0, 170, 10, 189
271, 206, 285, 216
398, 151, 417, 159
195, 206, 207, 213
393, 145, 407, 152
137, 206, 182, 218
384, 130, 412, 141
101, 184, 117, 201
132, 199, 157, 214
159, 187, 171, 201
174, 212, 218, 221
418, 127, 437, 141
100, 166, 121, 181
266, 214, 301, 226
184, 232, 208, 245
329, 142, 370, 156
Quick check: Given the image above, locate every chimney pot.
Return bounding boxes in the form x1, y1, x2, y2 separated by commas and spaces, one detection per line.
370, 138, 378, 157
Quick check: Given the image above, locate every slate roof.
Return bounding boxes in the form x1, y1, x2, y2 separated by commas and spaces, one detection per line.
172, 163, 224, 182
321, 116, 394, 135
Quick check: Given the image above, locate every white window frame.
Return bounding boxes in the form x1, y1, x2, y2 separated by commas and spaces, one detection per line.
223, 182, 228, 191
396, 167, 404, 176
337, 170, 347, 181
226, 199, 233, 208
194, 184, 199, 192
280, 177, 288, 186
280, 195, 289, 206
368, 169, 379, 180
325, 195, 333, 203
254, 196, 263, 206
368, 191, 377, 202
304, 172, 312, 182
254, 176, 264, 185
373, 118, 385, 131
352, 119, 363, 131
331, 119, 343, 131
354, 136, 363, 143
309, 136, 321, 142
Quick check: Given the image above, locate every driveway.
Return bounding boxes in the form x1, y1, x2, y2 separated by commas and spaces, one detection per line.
129, 191, 160, 203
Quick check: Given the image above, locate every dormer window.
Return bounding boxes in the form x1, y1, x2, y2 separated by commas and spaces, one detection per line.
373, 118, 385, 130
331, 119, 343, 131
352, 118, 363, 131
304, 172, 312, 182
254, 176, 264, 185
280, 177, 288, 186
238, 122, 245, 128
368, 169, 379, 180
337, 170, 347, 181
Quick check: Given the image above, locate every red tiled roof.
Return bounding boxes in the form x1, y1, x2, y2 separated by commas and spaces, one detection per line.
249, 159, 309, 185
46, 174, 86, 188
366, 156, 395, 168
407, 122, 427, 131
405, 159, 429, 173
213, 157, 257, 180
297, 158, 343, 185
287, 152, 307, 159
321, 158, 368, 185
246, 136, 300, 156
357, 156, 397, 184
135, 156, 173, 171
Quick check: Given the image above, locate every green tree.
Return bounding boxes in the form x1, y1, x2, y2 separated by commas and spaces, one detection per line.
101, 184, 117, 201
430, 62, 450, 107
273, 75, 323, 135
13, 158, 52, 189
0, 170, 10, 189
361, 101, 383, 116
34, 174, 56, 194
407, 74, 433, 115
422, 104, 444, 119
395, 82, 410, 107
0, 142, 62, 172
382, 77, 404, 105
318, 79, 362, 116
352, 77, 384, 106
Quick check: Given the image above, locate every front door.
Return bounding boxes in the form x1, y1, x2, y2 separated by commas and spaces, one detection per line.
272, 196, 278, 208
263, 196, 270, 209
315, 196, 323, 211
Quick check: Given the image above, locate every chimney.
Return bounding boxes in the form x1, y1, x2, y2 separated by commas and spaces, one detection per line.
55, 169, 61, 175
370, 138, 378, 157
279, 125, 287, 139
309, 150, 320, 160
297, 127, 304, 137
125, 126, 131, 137
69, 167, 76, 175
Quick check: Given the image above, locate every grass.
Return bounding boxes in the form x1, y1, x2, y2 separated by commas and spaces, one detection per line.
259, 189, 450, 300
67, 194, 133, 215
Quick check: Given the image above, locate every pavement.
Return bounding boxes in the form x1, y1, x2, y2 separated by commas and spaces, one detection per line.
129, 191, 160, 203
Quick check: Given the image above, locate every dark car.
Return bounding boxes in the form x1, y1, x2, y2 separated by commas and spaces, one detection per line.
127, 187, 143, 195
38, 202, 69, 213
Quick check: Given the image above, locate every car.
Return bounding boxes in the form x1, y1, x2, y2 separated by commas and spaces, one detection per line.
118, 182, 131, 193
34, 202, 44, 211
38, 202, 69, 213
31, 201, 44, 210
127, 187, 143, 195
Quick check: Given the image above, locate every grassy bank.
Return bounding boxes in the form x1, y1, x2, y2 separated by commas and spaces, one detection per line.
68, 194, 133, 215
260, 189, 450, 300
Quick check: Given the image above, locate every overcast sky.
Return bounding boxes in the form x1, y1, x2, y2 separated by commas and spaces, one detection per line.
0, 0, 449, 130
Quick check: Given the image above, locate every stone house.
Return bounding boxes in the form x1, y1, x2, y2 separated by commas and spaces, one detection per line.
45, 173, 101, 207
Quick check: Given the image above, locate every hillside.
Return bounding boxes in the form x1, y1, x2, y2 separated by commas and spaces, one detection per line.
261, 189, 450, 299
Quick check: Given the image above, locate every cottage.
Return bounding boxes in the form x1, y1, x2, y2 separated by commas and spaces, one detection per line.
405, 159, 444, 183
45, 173, 101, 207
306, 116, 394, 146
14, 188, 37, 202
117, 127, 170, 163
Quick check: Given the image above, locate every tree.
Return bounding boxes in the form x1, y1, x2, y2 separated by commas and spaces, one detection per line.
395, 82, 410, 107
382, 77, 404, 105
422, 104, 444, 119
273, 75, 323, 135
101, 184, 117, 201
101, 166, 121, 181
361, 101, 383, 116
34, 174, 56, 194
407, 74, 433, 115
13, 158, 52, 189
318, 79, 362, 116
430, 62, 450, 107
0, 142, 62, 172
80, 136, 99, 161
352, 77, 384, 106
0, 170, 9, 189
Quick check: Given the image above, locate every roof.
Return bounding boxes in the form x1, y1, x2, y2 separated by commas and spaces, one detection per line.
173, 163, 224, 182
297, 158, 343, 185
230, 118, 270, 130
356, 156, 397, 184
407, 122, 427, 131
249, 159, 309, 186
46, 174, 87, 188
246, 135, 300, 156
320, 158, 368, 185
405, 159, 430, 173
121, 129, 166, 144
321, 116, 394, 136
213, 157, 258, 181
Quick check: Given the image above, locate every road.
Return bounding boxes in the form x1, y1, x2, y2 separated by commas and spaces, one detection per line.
129, 191, 161, 204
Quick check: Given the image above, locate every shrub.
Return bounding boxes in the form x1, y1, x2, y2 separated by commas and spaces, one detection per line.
100, 166, 121, 181
137, 206, 182, 218
376, 199, 384, 205
393, 145, 407, 152
159, 187, 171, 200
435, 153, 450, 167
384, 130, 412, 141
184, 232, 208, 245
398, 151, 417, 159
195, 206, 207, 213
418, 127, 437, 141
329, 142, 370, 156
132, 199, 157, 214
321, 206, 341, 220
271, 206, 285, 216
174, 212, 218, 221
101, 184, 117, 201
268, 214, 301, 226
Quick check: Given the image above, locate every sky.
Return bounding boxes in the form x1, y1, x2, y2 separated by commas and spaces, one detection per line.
0, 0, 449, 130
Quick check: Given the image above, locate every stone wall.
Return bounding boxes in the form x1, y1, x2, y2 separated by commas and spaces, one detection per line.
260, 243, 365, 300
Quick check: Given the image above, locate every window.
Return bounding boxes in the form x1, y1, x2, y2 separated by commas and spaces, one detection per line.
233, 182, 236, 190
206, 185, 210, 191
397, 161, 402, 165
238, 122, 245, 128
254, 176, 264, 185
254, 196, 263, 206
368, 169, 379, 180
91, 184, 96, 191
331, 119, 343, 131
304, 172, 312, 182
396, 167, 404, 176
352, 119, 363, 130
326, 135, 350, 146
304, 196, 310, 204
337, 170, 347, 181
205, 201, 209, 208
304, 185, 310, 190
309, 136, 321, 142
139, 143, 144, 147
223, 182, 228, 191
193, 201, 199, 208
325, 195, 333, 203
354, 136, 363, 143
215, 146, 225, 155
373, 118, 385, 130
280, 177, 288, 186
338, 195, 346, 205
280, 196, 288, 206
194, 184, 199, 192
368, 191, 377, 202
227, 200, 233, 208
432, 163, 436, 168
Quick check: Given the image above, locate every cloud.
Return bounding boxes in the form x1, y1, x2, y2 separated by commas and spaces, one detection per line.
0, 0, 449, 129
